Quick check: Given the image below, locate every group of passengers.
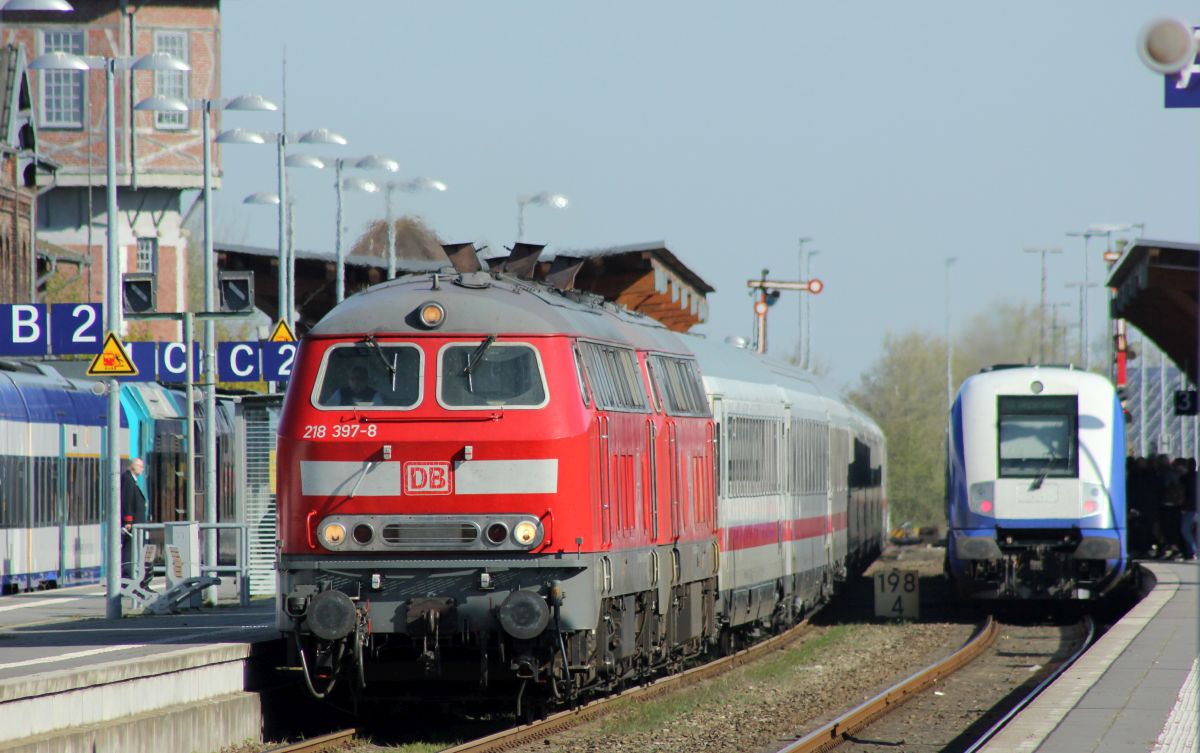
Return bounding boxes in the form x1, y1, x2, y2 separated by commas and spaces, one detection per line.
1126, 455, 1198, 561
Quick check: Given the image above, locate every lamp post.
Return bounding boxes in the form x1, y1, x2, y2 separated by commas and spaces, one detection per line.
28, 49, 189, 619
1065, 230, 1105, 369
0, 0, 73, 8
296, 154, 400, 300
383, 177, 447, 280
1023, 247, 1063, 364
517, 191, 569, 241
1065, 281, 1101, 369
134, 94, 275, 601
945, 257, 956, 408
327, 156, 399, 302
1049, 301, 1071, 363
802, 248, 820, 369
218, 127, 348, 328
795, 237, 813, 365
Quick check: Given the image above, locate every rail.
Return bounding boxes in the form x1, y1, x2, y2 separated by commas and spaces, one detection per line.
262, 727, 357, 753
438, 617, 817, 753
776, 615, 999, 753
961, 615, 1096, 753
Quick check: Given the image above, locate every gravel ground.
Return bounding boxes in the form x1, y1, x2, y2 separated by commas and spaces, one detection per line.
484, 545, 981, 753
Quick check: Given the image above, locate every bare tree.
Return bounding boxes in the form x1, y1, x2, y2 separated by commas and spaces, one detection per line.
350, 216, 445, 262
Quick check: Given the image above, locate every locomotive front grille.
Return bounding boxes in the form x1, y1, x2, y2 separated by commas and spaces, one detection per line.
381, 522, 480, 546
995, 527, 1081, 550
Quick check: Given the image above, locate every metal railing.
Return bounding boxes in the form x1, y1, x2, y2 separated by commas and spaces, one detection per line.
129, 521, 251, 606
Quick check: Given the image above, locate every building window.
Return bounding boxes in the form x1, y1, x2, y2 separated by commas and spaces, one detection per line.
137, 237, 158, 274
153, 30, 189, 130
40, 30, 84, 128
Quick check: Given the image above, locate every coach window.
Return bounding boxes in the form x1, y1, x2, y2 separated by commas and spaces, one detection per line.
997, 395, 1078, 478
314, 343, 423, 410
438, 341, 548, 409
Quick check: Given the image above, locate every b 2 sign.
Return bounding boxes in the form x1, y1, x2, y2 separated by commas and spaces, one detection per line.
0, 303, 103, 356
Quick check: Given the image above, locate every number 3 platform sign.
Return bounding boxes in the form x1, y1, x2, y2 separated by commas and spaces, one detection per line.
874, 569, 919, 619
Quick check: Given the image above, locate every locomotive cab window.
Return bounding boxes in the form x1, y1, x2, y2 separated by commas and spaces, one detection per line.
437, 341, 548, 409
314, 343, 423, 410
996, 395, 1078, 478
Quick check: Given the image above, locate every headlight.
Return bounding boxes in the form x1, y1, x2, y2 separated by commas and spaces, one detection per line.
968, 482, 994, 516
512, 521, 540, 547
320, 522, 347, 548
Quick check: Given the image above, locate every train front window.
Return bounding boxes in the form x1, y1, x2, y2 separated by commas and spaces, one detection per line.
997, 395, 1078, 478
438, 341, 548, 409
314, 343, 423, 410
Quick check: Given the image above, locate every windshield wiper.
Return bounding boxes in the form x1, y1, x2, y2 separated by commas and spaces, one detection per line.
1029, 461, 1056, 491
364, 335, 395, 379
463, 335, 497, 394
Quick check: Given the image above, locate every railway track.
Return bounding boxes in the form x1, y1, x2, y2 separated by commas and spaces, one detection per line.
435, 616, 821, 753
435, 611, 1095, 753
781, 615, 1095, 753
775, 615, 1000, 753
262, 727, 357, 753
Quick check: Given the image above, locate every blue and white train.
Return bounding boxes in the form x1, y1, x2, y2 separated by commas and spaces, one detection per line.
0, 360, 237, 594
945, 365, 1128, 600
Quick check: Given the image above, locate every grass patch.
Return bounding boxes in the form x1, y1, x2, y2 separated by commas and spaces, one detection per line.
597, 624, 858, 735
743, 625, 851, 683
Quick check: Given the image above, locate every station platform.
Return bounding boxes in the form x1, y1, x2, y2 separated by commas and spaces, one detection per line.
981, 561, 1198, 753
0, 580, 279, 753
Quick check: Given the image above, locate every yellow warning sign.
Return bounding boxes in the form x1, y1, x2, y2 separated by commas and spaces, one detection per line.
87, 332, 138, 377
268, 320, 296, 343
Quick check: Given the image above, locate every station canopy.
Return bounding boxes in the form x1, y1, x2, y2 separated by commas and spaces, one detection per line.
216, 239, 715, 334
1108, 238, 1199, 383
536, 241, 715, 332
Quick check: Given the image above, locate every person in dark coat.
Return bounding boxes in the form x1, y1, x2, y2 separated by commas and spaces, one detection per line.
331, 365, 382, 405
120, 458, 148, 579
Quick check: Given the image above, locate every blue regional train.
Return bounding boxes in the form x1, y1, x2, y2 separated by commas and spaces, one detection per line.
945, 365, 1128, 600
0, 360, 236, 594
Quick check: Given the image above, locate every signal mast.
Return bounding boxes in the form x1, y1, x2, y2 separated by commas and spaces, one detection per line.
746, 268, 823, 355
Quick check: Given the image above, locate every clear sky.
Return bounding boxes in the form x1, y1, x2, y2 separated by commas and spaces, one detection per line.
214, 2, 1200, 389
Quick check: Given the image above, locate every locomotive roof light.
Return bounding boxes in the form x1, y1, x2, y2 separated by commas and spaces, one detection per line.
1030, 380, 1044, 394
319, 521, 347, 549
418, 301, 446, 329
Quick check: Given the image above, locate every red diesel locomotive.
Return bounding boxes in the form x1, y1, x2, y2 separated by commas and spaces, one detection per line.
275, 251, 885, 711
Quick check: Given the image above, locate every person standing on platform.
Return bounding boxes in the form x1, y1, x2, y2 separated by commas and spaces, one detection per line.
120, 458, 148, 579
1180, 458, 1198, 561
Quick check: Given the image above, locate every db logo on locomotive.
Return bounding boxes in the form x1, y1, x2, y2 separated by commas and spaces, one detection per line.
404, 461, 452, 495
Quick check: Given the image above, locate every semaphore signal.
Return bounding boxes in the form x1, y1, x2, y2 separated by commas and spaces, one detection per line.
746, 269, 823, 355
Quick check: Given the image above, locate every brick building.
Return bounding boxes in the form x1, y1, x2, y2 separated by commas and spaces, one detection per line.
1, 0, 221, 336
0, 43, 37, 303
